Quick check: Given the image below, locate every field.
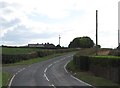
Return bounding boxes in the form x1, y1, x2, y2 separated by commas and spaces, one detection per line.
2, 47, 41, 55
2, 47, 77, 64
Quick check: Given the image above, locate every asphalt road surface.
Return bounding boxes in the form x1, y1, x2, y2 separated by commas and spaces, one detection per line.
4, 53, 93, 88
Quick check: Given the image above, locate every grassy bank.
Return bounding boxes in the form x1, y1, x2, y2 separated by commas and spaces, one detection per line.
66, 60, 120, 88
0, 72, 2, 88
1, 72, 11, 87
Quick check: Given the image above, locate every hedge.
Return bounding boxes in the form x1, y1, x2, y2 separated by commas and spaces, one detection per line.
73, 55, 120, 84
2, 49, 78, 64
73, 55, 90, 71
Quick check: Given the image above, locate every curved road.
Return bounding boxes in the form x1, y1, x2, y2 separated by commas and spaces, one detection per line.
6, 53, 93, 88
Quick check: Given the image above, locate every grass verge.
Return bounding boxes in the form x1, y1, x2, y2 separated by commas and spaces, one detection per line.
1, 72, 11, 87
66, 60, 120, 88
0, 72, 2, 88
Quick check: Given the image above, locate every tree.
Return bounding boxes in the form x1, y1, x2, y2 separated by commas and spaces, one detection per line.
56, 45, 61, 49
68, 36, 94, 48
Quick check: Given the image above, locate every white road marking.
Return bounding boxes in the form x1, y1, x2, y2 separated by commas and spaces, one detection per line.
8, 66, 28, 87
22, 68, 25, 70
60, 58, 65, 61
48, 64, 52, 68
18, 70, 21, 73
68, 56, 71, 58
15, 72, 18, 75
51, 84, 56, 88
44, 68, 48, 73
28, 65, 31, 67
44, 73, 49, 81
8, 75, 16, 88
70, 75, 92, 86
64, 60, 71, 73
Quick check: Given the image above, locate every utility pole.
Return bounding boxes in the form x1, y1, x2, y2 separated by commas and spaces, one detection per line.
59, 35, 61, 46
118, 1, 120, 50
96, 10, 98, 55
118, 29, 120, 46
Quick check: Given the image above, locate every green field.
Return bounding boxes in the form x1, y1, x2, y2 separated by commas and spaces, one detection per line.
0, 72, 2, 88
2, 47, 41, 54
92, 55, 120, 59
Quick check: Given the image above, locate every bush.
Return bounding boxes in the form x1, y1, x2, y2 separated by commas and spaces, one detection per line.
2, 52, 38, 64
89, 56, 120, 68
108, 49, 120, 56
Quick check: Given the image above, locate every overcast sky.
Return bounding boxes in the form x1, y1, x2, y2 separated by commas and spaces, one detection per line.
0, 0, 119, 48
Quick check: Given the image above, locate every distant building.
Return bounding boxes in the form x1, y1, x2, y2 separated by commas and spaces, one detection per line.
28, 43, 44, 48
44, 43, 55, 48
28, 43, 55, 48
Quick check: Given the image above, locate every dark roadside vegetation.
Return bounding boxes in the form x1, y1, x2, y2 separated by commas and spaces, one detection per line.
66, 48, 120, 88
2, 47, 77, 64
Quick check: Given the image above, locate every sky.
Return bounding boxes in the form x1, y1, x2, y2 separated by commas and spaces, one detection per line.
0, 0, 119, 48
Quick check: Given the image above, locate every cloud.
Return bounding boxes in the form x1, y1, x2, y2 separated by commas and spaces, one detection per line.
0, 0, 119, 48
1, 18, 20, 29
1, 24, 58, 45
0, 1, 8, 8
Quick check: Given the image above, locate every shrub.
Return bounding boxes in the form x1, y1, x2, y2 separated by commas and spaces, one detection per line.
108, 49, 120, 56
73, 54, 120, 84
73, 55, 90, 71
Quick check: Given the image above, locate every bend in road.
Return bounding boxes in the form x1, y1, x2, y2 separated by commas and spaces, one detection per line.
6, 53, 93, 88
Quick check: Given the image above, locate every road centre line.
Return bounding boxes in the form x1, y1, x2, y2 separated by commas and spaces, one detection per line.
48, 64, 52, 68
44, 68, 47, 73
51, 84, 56, 88
43, 58, 67, 86
44, 73, 49, 81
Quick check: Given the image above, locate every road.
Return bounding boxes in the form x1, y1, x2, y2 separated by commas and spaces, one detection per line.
3, 53, 93, 88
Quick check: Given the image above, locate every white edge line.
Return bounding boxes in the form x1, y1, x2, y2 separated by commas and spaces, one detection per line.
54, 61, 57, 64
64, 60, 93, 87
8, 75, 16, 87
64, 60, 71, 73
15, 72, 18, 75
71, 75, 92, 87
8, 67, 27, 87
